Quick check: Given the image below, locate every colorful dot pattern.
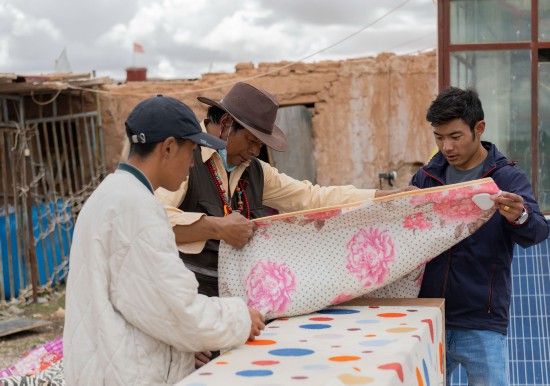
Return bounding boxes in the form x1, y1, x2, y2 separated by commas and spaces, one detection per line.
179, 305, 443, 385
218, 179, 499, 320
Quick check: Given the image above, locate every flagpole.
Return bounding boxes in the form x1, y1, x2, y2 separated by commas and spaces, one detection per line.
132, 48, 135, 67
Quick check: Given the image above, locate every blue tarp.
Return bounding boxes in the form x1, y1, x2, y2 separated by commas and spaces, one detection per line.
0, 200, 73, 300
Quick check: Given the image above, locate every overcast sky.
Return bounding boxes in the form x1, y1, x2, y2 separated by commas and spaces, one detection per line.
0, 0, 437, 81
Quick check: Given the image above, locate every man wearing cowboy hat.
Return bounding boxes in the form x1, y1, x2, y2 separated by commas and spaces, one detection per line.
156, 81, 414, 295
156, 82, 416, 366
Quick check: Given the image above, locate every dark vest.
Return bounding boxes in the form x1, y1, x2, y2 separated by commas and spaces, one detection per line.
178, 147, 266, 296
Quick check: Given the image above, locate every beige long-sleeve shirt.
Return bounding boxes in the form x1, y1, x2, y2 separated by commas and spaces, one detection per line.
155, 122, 376, 254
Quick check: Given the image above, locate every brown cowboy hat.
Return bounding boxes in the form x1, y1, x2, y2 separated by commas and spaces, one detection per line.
197, 82, 288, 152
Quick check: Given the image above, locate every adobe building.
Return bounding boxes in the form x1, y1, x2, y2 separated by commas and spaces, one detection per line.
99, 51, 437, 190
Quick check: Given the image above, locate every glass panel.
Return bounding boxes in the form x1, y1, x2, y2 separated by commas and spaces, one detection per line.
539, 62, 550, 212
451, 0, 531, 44
541, 0, 550, 41
450, 50, 532, 184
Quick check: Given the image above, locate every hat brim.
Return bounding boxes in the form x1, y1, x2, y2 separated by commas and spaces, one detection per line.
184, 131, 226, 150
197, 96, 288, 152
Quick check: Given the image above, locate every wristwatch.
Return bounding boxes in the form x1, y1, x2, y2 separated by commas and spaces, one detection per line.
513, 207, 529, 225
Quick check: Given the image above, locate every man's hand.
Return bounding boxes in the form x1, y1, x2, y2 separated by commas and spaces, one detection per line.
194, 351, 212, 368
492, 191, 525, 223
375, 185, 419, 198
247, 307, 265, 341
173, 212, 256, 247
218, 213, 256, 249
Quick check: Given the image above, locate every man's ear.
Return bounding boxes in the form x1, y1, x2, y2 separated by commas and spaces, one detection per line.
219, 113, 233, 140
474, 120, 485, 139
160, 137, 177, 158
220, 113, 232, 127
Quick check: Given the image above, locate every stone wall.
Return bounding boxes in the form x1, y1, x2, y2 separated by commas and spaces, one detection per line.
98, 50, 437, 189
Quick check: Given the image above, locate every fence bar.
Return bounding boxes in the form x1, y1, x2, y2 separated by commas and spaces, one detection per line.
0, 129, 14, 300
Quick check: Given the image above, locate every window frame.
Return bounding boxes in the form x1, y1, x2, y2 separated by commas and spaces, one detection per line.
439, 0, 550, 213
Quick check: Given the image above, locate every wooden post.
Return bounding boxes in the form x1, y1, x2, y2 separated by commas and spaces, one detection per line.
24, 147, 39, 302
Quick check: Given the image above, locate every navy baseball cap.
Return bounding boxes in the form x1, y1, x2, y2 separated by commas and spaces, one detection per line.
125, 95, 226, 150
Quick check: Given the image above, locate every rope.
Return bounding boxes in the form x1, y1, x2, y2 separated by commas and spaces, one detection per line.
388, 31, 435, 52
30, 89, 62, 106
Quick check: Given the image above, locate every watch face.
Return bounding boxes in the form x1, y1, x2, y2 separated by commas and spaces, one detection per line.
515, 209, 528, 225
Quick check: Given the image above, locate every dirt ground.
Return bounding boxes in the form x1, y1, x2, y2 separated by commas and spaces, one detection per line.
0, 286, 65, 370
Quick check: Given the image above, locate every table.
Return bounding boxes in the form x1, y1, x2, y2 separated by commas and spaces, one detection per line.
178, 298, 444, 386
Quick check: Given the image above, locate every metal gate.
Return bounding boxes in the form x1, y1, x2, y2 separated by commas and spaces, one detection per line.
0, 90, 106, 302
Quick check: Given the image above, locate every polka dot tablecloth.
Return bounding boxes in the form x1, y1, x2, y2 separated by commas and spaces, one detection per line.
219, 178, 500, 319
178, 305, 443, 386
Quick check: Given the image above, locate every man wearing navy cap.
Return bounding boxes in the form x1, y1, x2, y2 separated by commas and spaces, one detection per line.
64, 95, 265, 385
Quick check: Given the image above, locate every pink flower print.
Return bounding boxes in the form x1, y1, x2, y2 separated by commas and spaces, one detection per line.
345, 227, 395, 288
255, 222, 271, 240
245, 260, 296, 314
416, 270, 424, 287
331, 293, 355, 305
303, 208, 342, 221
39, 352, 61, 371
281, 217, 298, 225
410, 189, 482, 222
297, 208, 342, 230
403, 212, 433, 231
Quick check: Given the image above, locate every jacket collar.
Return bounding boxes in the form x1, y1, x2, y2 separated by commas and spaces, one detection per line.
117, 163, 154, 194
424, 141, 510, 182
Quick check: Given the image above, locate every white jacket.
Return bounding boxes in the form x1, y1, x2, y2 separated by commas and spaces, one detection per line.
63, 167, 251, 385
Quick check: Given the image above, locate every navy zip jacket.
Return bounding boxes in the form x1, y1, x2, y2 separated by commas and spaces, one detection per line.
411, 141, 549, 334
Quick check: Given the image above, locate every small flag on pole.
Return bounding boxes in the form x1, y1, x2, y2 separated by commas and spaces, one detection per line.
133, 42, 144, 53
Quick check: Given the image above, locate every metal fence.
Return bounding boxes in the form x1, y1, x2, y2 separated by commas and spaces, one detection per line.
0, 91, 106, 302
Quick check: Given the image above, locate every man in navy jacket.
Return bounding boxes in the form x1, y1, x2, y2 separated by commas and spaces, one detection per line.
410, 87, 548, 386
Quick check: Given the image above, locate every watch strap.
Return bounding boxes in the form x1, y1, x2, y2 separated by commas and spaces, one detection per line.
513, 206, 528, 225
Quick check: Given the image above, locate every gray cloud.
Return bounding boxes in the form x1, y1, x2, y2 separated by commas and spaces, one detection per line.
0, 0, 436, 80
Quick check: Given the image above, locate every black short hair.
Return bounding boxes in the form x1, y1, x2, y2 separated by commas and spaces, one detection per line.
426, 87, 484, 132
231, 120, 245, 132
207, 105, 245, 133
206, 106, 226, 124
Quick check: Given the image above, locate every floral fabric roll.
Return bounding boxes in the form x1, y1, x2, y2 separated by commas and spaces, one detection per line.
219, 178, 501, 319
